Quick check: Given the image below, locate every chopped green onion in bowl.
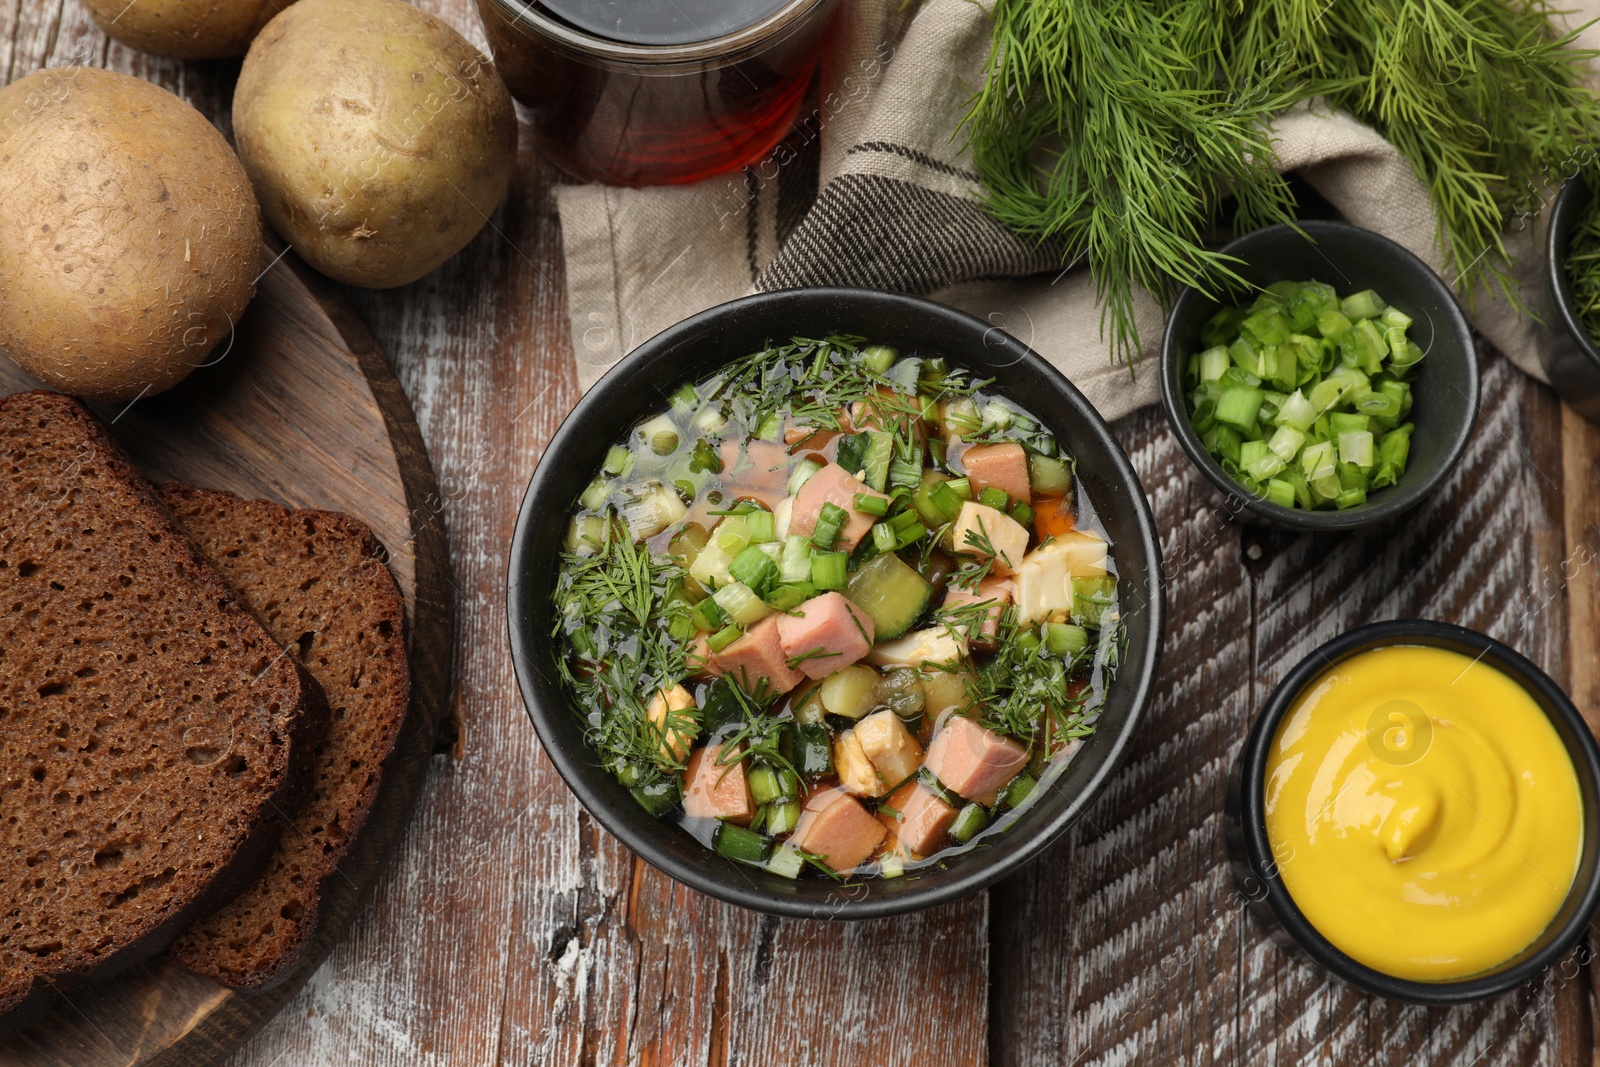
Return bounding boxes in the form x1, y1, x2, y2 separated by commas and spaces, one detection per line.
1182, 279, 1422, 511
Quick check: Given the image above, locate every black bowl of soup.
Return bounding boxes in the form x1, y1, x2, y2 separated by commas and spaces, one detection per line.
507, 288, 1165, 918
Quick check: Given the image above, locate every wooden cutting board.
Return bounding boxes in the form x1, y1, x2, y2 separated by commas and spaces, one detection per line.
0, 247, 454, 1067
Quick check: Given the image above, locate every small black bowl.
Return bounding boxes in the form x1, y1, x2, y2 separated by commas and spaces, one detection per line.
1226, 619, 1600, 1004
507, 288, 1165, 919
1159, 220, 1478, 532
1543, 175, 1600, 420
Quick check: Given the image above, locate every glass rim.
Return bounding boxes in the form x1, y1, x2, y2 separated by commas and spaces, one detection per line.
480, 0, 833, 65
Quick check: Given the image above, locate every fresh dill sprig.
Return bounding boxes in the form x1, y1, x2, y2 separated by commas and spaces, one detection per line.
551, 523, 693, 785
1232, 0, 1600, 313
963, 604, 1115, 753
965, 0, 1600, 363
964, 0, 1299, 367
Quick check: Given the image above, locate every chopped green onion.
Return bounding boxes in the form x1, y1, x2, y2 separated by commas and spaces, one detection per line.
578, 476, 611, 511
811, 502, 849, 549
1340, 289, 1386, 320
765, 582, 815, 611
729, 545, 780, 597
949, 803, 990, 844
779, 535, 812, 583
1026, 454, 1070, 496
854, 492, 889, 516
872, 522, 897, 554
1215, 386, 1264, 430
787, 458, 823, 496
712, 581, 770, 627
749, 766, 782, 806
862, 344, 898, 374
1265, 478, 1296, 509
631, 779, 680, 818
946, 476, 974, 500
707, 623, 743, 653
1002, 774, 1037, 809
1337, 430, 1375, 468
766, 800, 801, 836
767, 843, 806, 879
978, 486, 1010, 510
603, 444, 634, 477
668, 381, 699, 414
810, 550, 848, 591
743, 508, 774, 543
1009, 502, 1036, 526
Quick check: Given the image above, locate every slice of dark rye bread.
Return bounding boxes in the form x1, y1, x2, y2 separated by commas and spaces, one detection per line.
0, 391, 327, 1024
161, 485, 410, 990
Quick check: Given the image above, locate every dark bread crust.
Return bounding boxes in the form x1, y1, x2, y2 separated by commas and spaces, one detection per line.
161, 485, 410, 990
0, 392, 324, 1020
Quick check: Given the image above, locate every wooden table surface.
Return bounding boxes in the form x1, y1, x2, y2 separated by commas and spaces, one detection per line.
8, 2, 1600, 1064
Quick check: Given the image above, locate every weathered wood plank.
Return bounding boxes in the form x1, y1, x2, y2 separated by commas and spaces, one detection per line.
992, 351, 1593, 1067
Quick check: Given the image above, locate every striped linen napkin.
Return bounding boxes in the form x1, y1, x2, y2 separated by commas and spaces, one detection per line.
555, 0, 1600, 421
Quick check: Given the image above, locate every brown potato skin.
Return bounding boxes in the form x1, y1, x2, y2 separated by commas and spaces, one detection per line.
233, 0, 518, 289
79, 0, 298, 60
0, 68, 261, 402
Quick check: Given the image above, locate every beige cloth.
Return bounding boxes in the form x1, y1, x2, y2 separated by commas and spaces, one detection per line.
557, 0, 1600, 421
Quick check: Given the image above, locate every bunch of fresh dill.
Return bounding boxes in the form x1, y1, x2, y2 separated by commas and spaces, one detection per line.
965, 0, 1600, 364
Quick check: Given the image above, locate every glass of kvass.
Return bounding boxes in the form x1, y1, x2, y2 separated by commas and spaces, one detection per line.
476, 0, 838, 186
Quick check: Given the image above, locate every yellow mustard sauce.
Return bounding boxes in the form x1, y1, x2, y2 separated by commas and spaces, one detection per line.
1264, 644, 1583, 981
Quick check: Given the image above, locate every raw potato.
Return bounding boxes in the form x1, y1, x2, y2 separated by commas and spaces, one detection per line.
0, 68, 261, 402
79, 0, 298, 59
233, 0, 518, 288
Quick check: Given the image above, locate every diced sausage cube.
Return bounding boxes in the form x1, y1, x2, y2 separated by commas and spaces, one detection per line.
950, 501, 1029, 576
791, 789, 887, 873
877, 780, 958, 857
854, 709, 923, 787
682, 745, 754, 825
790, 463, 890, 552
645, 683, 698, 765
940, 576, 1014, 648
775, 592, 876, 679
923, 715, 1029, 806
833, 728, 887, 797
717, 438, 792, 508
685, 633, 724, 679
960, 442, 1031, 504
710, 614, 803, 697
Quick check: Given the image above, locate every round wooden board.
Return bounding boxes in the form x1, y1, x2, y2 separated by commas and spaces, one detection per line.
0, 248, 454, 1066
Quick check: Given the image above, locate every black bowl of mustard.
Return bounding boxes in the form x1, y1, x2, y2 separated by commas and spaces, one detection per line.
1226, 619, 1600, 1004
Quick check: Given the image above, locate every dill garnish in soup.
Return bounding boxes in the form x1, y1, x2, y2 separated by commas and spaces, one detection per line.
552, 336, 1122, 879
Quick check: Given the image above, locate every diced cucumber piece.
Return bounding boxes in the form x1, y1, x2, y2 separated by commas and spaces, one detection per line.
714, 822, 771, 864
844, 553, 933, 639
630, 778, 680, 818
795, 722, 833, 774
1071, 576, 1117, 629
